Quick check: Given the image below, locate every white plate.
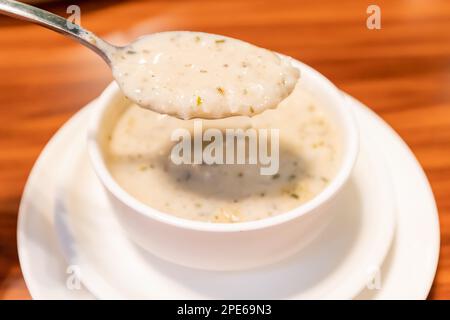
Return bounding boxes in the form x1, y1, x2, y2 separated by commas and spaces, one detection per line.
17, 93, 439, 299
53, 102, 393, 300
17, 105, 95, 300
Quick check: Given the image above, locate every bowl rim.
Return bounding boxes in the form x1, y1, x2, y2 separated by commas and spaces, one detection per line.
87, 59, 359, 233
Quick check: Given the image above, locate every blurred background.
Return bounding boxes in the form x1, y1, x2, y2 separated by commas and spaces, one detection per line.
0, 0, 449, 299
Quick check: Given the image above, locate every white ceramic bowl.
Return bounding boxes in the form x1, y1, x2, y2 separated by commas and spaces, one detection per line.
87, 59, 359, 271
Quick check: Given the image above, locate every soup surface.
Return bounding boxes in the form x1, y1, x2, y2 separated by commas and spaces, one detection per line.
106, 85, 341, 223
110, 31, 299, 119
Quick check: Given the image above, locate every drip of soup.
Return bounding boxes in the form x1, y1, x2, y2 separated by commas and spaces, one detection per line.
106, 85, 341, 223
110, 31, 299, 119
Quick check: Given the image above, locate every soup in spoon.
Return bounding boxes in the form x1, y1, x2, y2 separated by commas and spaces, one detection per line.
110, 31, 300, 119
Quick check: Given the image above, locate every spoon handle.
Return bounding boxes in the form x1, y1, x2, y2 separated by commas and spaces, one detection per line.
0, 0, 116, 63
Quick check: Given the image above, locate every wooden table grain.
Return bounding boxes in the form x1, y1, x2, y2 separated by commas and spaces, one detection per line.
0, 0, 449, 300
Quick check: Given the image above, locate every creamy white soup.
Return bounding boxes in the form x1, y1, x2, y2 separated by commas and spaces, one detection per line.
106, 85, 341, 223
110, 31, 299, 119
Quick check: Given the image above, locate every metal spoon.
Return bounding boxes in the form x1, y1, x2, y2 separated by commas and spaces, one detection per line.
0, 0, 300, 119
0, 0, 115, 64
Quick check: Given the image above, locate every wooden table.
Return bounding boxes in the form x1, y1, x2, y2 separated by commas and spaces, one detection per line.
0, 0, 449, 300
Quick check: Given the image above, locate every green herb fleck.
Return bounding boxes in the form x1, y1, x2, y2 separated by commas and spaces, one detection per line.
215, 39, 226, 44
272, 173, 280, 180
290, 193, 299, 199
196, 96, 203, 107
320, 176, 329, 183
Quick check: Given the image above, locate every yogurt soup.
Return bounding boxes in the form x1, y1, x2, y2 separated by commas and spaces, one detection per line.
110, 31, 299, 119
106, 85, 341, 223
